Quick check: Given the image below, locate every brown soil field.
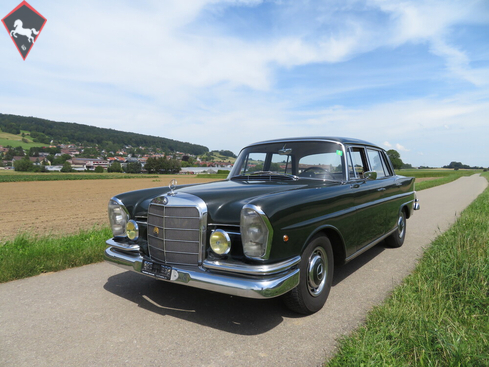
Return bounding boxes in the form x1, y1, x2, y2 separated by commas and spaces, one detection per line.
0, 176, 216, 243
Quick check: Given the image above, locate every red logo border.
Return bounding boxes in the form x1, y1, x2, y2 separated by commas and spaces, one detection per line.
2, 1, 47, 60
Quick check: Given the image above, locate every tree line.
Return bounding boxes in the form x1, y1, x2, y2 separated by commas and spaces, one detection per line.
0, 113, 209, 156
443, 161, 485, 170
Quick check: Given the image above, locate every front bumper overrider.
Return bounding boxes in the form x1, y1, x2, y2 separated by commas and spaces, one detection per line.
104, 239, 300, 299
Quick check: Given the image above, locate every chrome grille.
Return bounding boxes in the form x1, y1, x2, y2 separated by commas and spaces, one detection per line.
147, 194, 206, 266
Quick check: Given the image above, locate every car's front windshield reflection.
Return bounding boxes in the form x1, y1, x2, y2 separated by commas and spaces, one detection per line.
230, 141, 345, 181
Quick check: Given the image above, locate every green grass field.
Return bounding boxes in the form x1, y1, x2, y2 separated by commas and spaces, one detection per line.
0, 171, 160, 182
196, 173, 229, 179
402, 169, 483, 191
0, 226, 112, 283
0, 131, 46, 149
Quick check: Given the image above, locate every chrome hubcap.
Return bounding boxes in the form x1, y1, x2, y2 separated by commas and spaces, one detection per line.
307, 247, 327, 297
398, 215, 405, 239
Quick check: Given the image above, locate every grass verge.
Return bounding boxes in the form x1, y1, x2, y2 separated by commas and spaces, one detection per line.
195, 173, 228, 179
0, 226, 111, 283
413, 170, 482, 191
326, 173, 489, 367
0, 171, 160, 182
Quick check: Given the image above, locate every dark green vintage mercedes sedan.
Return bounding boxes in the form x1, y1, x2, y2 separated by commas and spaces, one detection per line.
104, 137, 419, 314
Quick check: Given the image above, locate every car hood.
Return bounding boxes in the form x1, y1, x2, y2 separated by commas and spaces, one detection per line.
115, 178, 339, 224
175, 179, 308, 223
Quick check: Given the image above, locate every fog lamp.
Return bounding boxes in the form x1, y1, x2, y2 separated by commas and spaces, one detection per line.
126, 220, 139, 241
209, 229, 231, 255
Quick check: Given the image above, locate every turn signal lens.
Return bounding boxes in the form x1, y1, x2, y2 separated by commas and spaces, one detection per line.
209, 229, 231, 255
126, 220, 139, 241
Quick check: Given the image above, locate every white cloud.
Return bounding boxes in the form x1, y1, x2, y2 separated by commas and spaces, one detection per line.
1, 0, 489, 168
396, 143, 409, 152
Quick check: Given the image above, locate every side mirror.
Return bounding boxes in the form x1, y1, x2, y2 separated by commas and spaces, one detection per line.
364, 171, 377, 180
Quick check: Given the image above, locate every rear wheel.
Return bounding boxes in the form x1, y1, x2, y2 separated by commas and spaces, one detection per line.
385, 210, 406, 248
283, 234, 334, 315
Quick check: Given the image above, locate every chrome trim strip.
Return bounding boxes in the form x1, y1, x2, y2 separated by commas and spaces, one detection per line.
208, 223, 240, 228
203, 256, 301, 276
221, 231, 240, 236
106, 238, 140, 252
109, 196, 127, 209
104, 246, 300, 299
345, 227, 397, 263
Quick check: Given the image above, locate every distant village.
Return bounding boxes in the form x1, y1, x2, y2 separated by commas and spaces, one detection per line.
0, 143, 235, 174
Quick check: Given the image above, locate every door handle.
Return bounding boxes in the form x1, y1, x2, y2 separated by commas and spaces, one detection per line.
377, 188, 386, 192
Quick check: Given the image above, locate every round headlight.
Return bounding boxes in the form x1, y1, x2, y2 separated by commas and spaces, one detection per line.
126, 220, 139, 241
209, 229, 231, 255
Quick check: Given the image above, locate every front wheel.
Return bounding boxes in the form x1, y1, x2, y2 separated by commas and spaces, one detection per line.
385, 210, 406, 248
283, 234, 334, 315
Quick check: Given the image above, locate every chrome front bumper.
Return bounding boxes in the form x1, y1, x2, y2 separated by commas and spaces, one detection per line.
104, 240, 300, 299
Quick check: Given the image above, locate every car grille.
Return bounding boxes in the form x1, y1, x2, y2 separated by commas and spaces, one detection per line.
147, 194, 207, 266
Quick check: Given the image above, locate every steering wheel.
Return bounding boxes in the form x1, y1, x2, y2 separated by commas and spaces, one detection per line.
300, 167, 334, 179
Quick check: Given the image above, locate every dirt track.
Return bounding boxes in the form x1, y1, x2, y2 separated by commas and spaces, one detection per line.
0, 176, 215, 242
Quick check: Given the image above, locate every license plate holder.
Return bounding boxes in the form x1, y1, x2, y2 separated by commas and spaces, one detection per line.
142, 260, 172, 280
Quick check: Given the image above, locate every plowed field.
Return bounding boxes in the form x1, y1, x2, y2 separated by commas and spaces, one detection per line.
0, 176, 216, 242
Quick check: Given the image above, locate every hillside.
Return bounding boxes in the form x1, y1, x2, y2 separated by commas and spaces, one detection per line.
0, 113, 208, 155
0, 130, 46, 150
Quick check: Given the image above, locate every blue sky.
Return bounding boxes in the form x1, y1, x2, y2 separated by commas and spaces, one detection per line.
1, 0, 488, 167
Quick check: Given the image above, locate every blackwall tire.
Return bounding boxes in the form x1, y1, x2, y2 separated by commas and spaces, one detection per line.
385, 210, 407, 248
283, 234, 334, 315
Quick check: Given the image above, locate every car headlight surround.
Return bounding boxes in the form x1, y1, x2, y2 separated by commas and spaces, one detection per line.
240, 204, 273, 260
209, 229, 231, 255
108, 198, 129, 238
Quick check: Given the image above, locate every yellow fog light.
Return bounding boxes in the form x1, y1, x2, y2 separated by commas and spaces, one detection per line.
210, 229, 231, 255
126, 220, 139, 241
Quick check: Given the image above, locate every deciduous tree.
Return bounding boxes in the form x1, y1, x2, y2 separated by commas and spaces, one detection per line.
387, 149, 404, 170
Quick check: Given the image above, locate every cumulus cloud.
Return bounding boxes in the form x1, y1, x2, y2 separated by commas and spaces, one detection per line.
396, 143, 410, 152
1, 0, 489, 167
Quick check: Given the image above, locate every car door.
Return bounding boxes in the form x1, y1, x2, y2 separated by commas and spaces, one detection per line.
365, 148, 399, 233
346, 146, 386, 252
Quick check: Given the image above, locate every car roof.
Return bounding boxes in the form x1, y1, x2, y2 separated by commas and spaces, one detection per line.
246, 137, 381, 149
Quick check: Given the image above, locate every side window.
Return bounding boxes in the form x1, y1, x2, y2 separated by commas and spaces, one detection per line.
380, 151, 394, 176
347, 147, 368, 179
366, 149, 390, 178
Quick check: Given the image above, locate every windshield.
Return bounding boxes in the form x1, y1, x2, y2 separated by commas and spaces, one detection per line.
229, 141, 345, 181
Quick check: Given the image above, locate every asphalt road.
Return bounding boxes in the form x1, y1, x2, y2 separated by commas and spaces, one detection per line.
1, 175, 487, 367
